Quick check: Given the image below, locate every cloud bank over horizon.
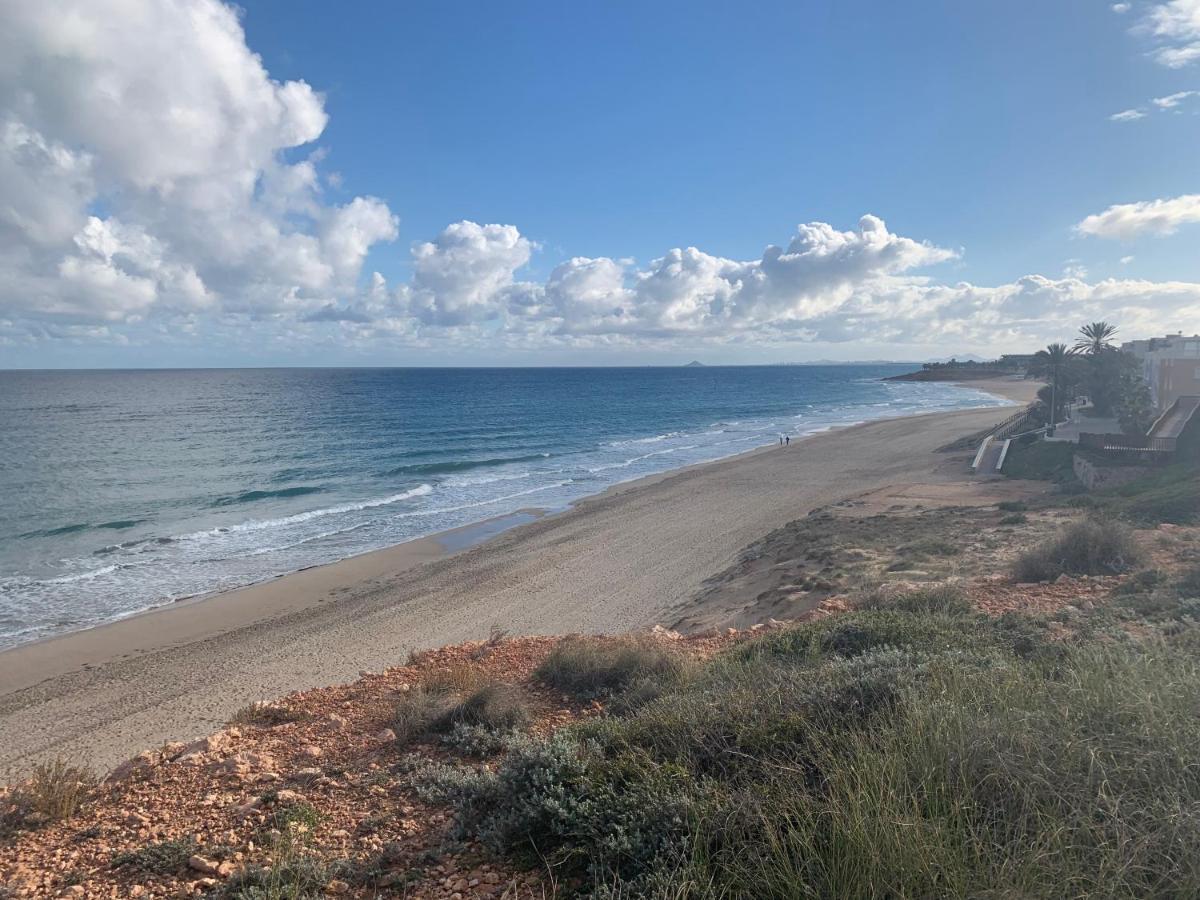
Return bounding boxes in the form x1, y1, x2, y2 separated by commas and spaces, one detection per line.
2, 0, 1199, 361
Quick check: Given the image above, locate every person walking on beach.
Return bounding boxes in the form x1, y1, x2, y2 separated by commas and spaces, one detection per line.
785, 435, 790, 446
779, 436, 784, 446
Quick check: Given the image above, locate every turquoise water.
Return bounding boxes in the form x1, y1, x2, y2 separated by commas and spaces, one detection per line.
0, 366, 1010, 648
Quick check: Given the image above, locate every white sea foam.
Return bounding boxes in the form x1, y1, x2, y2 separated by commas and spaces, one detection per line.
177, 484, 434, 540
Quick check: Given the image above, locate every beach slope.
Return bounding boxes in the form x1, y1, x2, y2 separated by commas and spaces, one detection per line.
0, 379, 1036, 776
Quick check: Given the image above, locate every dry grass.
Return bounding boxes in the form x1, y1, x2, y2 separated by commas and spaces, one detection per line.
2, 759, 96, 833
228, 701, 307, 727
535, 636, 686, 700
1013, 517, 1143, 583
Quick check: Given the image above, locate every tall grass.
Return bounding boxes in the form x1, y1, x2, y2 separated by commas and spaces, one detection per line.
418, 595, 1200, 898
1012, 517, 1143, 583
536, 636, 686, 699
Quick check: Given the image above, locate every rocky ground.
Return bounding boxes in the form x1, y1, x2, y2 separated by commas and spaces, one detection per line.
2, 502, 1195, 899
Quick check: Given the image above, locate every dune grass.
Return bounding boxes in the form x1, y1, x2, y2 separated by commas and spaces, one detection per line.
416, 585, 1200, 898
1012, 517, 1143, 583
535, 635, 687, 700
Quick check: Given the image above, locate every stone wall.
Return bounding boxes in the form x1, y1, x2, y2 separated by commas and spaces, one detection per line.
1073, 454, 1149, 491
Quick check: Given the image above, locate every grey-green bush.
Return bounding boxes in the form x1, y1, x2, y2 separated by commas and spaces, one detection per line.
1012, 517, 1142, 583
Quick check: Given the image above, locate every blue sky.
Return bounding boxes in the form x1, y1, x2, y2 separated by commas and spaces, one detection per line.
244, 0, 1198, 286
1, 0, 1199, 366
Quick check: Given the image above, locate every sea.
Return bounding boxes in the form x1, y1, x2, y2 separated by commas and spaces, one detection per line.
0, 366, 1011, 650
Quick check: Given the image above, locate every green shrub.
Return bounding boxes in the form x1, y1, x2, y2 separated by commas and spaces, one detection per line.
415, 732, 699, 881
895, 538, 960, 558
395, 681, 530, 747
1112, 568, 1167, 596
1103, 464, 1200, 525
434, 684, 530, 733
258, 798, 322, 842
393, 684, 456, 745
1003, 441, 1076, 482
857, 584, 973, 616
997, 500, 1028, 512
414, 607, 1200, 897
742, 607, 1047, 665
111, 838, 197, 875
228, 800, 326, 899
1012, 518, 1143, 582
441, 722, 522, 758
220, 856, 328, 900
536, 636, 685, 699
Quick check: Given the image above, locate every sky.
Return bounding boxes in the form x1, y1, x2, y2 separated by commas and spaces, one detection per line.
1, 0, 1199, 368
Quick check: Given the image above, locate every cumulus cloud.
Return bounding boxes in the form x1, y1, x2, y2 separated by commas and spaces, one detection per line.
294, 215, 1200, 354
1076, 194, 1200, 238
0, 0, 397, 329
1113, 2, 1132, 12
4, 0, 1198, 360
401, 222, 535, 326
1137, 0, 1200, 67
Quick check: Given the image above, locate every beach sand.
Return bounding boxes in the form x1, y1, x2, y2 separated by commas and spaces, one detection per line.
0, 378, 1038, 777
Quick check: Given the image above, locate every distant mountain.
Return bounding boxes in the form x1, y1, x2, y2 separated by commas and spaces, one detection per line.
775, 354, 990, 366
683, 360, 705, 367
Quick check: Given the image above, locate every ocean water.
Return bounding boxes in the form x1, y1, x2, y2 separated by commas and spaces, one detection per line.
0, 366, 1011, 649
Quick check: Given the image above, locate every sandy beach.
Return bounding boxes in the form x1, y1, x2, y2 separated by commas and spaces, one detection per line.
0, 378, 1037, 778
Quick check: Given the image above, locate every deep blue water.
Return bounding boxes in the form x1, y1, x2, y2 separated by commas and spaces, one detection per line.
0, 366, 1010, 649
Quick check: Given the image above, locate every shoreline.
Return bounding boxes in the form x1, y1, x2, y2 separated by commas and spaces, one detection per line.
0, 378, 1035, 776
0, 384, 1013, 665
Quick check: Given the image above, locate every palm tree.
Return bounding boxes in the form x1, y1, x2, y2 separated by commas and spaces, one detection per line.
1074, 321, 1118, 356
1032, 342, 1075, 428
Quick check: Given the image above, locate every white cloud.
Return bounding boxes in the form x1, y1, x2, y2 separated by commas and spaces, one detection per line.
1152, 88, 1199, 106
1120, 255, 1136, 264
400, 222, 536, 326
1113, 2, 1132, 12
292, 215, 1200, 355
1076, 193, 1200, 238
1109, 108, 1147, 120
3, 0, 1198, 360
0, 0, 397, 328
1138, 0, 1200, 67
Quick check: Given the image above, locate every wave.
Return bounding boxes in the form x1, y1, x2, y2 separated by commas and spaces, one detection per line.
179, 484, 434, 540
38, 564, 122, 585
586, 444, 701, 473
19, 522, 90, 539
390, 480, 574, 520
211, 485, 326, 506
379, 453, 551, 479
96, 519, 144, 530
25, 518, 144, 540
445, 470, 534, 488
239, 522, 375, 557
93, 536, 175, 556
607, 431, 681, 447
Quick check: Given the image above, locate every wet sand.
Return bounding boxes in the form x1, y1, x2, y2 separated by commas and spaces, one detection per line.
0, 378, 1037, 777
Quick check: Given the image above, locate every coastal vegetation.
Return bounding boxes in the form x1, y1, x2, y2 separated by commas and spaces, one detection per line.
416, 589, 1200, 897
4, 402, 1200, 898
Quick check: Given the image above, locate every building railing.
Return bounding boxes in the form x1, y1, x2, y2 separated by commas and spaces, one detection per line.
1078, 432, 1176, 463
